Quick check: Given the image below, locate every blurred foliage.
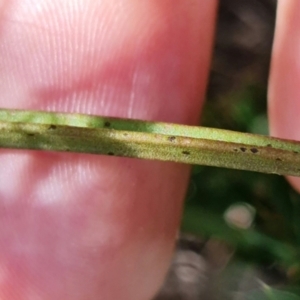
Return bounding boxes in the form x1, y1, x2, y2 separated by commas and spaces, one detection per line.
246, 288, 300, 300
182, 84, 300, 295
175, 0, 300, 298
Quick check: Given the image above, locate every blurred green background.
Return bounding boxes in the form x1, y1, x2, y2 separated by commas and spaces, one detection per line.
181, 0, 300, 268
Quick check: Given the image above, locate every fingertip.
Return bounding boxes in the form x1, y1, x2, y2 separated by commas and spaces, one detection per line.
269, 0, 300, 192
0, 0, 218, 299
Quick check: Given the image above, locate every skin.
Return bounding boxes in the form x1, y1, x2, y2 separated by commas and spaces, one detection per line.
0, 0, 298, 299
269, 0, 300, 193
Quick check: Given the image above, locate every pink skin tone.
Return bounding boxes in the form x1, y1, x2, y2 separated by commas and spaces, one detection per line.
0, 0, 298, 299
0, 1, 217, 299
269, 0, 300, 193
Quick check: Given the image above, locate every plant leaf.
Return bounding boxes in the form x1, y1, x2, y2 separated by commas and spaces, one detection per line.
246, 287, 300, 300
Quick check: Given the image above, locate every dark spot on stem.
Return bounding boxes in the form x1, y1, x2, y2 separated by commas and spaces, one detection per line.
182, 151, 190, 155
48, 125, 57, 130
276, 158, 282, 162
266, 144, 272, 147
250, 148, 258, 154
168, 136, 176, 142
240, 147, 247, 152
294, 151, 299, 154
234, 148, 238, 152
107, 152, 114, 156
27, 133, 35, 137
104, 121, 111, 128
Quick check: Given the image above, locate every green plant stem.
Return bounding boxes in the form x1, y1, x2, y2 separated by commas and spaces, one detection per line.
0, 108, 300, 176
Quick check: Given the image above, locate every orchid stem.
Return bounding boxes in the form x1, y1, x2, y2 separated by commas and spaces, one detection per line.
0, 108, 300, 177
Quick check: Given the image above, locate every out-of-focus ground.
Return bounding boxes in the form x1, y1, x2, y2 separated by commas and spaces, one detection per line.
154, 1, 300, 299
